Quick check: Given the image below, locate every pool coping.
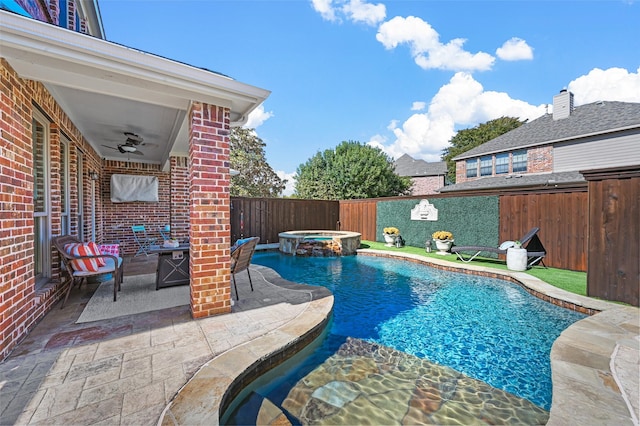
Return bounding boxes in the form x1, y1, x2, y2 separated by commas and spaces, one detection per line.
158, 249, 639, 425
158, 265, 334, 426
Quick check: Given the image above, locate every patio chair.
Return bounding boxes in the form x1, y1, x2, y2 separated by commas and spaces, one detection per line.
131, 225, 157, 256
159, 224, 171, 240
230, 237, 260, 300
451, 227, 547, 268
52, 235, 124, 307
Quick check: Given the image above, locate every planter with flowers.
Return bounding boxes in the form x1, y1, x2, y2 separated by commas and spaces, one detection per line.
432, 231, 454, 254
383, 227, 400, 247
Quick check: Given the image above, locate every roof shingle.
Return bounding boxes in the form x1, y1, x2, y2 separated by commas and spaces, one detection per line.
453, 101, 640, 160
394, 154, 447, 177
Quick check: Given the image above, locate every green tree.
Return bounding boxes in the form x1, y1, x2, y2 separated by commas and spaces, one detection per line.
441, 117, 524, 183
230, 127, 285, 197
294, 141, 411, 200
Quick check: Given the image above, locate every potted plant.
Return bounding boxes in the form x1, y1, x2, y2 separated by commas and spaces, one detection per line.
383, 227, 400, 247
432, 230, 454, 254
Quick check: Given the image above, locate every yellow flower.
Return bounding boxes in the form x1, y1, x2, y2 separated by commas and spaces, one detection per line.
384, 227, 400, 235
432, 231, 453, 240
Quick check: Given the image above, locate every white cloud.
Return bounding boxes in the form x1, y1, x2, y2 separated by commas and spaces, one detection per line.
276, 170, 297, 196
496, 37, 533, 61
371, 66, 640, 163
376, 16, 494, 72
372, 72, 546, 161
411, 101, 426, 111
342, 0, 386, 26
568, 67, 640, 104
243, 104, 273, 129
311, 0, 385, 25
311, 0, 338, 22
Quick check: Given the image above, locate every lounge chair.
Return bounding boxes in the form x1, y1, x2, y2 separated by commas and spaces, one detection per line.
230, 237, 260, 300
451, 227, 546, 268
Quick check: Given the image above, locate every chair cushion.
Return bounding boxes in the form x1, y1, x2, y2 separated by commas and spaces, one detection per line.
72, 257, 122, 277
231, 237, 252, 253
64, 242, 107, 272
98, 244, 120, 256
499, 241, 516, 250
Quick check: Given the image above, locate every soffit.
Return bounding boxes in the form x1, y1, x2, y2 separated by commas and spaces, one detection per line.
0, 11, 270, 166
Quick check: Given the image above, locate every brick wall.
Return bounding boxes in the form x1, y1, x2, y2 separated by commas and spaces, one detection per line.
455, 161, 465, 183
189, 102, 232, 318
0, 59, 102, 360
170, 156, 190, 241
527, 146, 553, 173
1, 59, 35, 360
101, 161, 171, 255
410, 176, 445, 195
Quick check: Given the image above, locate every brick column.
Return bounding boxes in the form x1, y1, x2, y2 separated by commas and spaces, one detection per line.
188, 102, 232, 317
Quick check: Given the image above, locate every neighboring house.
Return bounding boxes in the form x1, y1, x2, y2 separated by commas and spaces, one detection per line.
0, 3, 269, 360
394, 154, 447, 195
441, 90, 640, 193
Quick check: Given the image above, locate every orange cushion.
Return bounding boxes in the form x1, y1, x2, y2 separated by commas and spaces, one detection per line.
64, 242, 107, 272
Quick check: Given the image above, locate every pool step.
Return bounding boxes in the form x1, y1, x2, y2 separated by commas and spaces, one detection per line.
256, 396, 292, 426
229, 392, 297, 425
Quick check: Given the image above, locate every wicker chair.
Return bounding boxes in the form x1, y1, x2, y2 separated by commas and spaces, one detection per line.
52, 235, 124, 307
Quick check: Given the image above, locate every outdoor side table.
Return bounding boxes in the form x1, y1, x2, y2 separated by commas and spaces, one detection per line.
149, 244, 190, 290
506, 247, 527, 271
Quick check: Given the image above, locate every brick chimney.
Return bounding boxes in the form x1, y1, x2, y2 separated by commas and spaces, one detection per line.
553, 89, 574, 120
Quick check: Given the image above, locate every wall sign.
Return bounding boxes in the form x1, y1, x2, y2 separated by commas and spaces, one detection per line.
411, 199, 438, 221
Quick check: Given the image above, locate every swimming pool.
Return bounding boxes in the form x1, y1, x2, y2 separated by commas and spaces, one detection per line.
225, 252, 586, 423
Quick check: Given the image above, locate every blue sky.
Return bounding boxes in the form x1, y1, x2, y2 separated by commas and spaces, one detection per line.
100, 0, 640, 195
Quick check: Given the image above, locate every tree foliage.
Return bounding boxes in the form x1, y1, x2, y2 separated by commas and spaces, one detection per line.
230, 127, 285, 197
441, 117, 525, 183
294, 141, 411, 200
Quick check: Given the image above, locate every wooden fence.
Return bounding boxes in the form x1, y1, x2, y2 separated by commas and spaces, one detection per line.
340, 188, 590, 272
582, 166, 639, 306
232, 173, 638, 306
231, 197, 339, 244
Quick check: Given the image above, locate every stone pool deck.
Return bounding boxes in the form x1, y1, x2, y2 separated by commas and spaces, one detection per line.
1, 250, 638, 425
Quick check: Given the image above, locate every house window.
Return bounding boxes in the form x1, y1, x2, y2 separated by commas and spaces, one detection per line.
513, 150, 527, 173
33, 109, 51, 286
61, 137, 70, 235
59, 0, 67, 28
480, 156, 493, 176
495, 153, 509, 174
466, 159, 478, 178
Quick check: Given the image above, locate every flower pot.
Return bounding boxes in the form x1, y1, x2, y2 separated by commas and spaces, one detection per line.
384, 234, 397, 247
434, 239, 453, 254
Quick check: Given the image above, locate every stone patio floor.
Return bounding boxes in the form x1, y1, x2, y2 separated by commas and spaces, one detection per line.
0, 249, 638, 425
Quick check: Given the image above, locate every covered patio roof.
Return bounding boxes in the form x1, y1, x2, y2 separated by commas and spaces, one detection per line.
0, 10, 270, 169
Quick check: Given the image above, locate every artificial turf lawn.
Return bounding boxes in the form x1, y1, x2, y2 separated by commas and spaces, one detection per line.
360, 240, 587, 297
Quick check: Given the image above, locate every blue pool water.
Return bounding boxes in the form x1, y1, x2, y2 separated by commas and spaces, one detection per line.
248, 252, 586, 411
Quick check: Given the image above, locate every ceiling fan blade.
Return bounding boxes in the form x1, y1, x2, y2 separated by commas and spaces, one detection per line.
124, 132, 144, 144
101, 144, 119, 151
130, 150, 144, 156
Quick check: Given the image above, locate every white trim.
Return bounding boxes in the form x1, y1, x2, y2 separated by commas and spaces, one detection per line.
0, 10, 270, 117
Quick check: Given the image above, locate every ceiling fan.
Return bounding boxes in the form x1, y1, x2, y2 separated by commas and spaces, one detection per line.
101, 132, 145, 155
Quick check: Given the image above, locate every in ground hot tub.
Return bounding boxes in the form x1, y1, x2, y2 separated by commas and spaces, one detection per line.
279, 230, 361, 256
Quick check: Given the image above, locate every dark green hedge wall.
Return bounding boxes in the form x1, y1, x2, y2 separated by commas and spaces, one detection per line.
376, 196, 499, 252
